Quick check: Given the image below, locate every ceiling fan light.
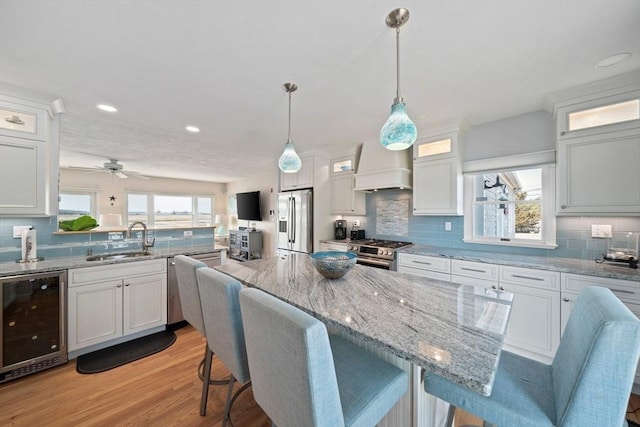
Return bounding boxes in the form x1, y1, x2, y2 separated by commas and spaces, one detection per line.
279, 140, 302, 173
380, 101, 417, 150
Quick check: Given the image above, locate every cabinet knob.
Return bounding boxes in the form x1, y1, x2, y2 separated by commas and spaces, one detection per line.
562, 297, 570, 302
116, 284, 122, 288
560, 131, 566, 136
499, 286, 505, 291
561, 205, 566, 209
125, 283, 130, 287
491, 285, 497, 290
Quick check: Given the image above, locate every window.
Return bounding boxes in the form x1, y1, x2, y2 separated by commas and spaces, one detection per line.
463, 165, 556, 249
126, 193, 215, 228
58, 190, 97, 222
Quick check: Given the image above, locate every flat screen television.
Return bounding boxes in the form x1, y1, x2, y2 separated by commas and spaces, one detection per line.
236, 191, 262, 221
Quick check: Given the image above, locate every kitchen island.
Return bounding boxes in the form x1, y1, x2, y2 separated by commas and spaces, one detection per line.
217, 252, 513, 427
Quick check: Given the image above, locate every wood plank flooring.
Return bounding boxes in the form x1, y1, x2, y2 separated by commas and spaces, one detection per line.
1, 325, 638, 427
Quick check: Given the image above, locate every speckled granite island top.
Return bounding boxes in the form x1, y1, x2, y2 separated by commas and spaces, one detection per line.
216, 252, 513, 396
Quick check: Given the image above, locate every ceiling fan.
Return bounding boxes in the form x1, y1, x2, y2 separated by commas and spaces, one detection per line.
69, 159, 149, 179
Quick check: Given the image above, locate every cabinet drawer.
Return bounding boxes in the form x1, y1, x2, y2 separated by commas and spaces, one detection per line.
450, 274, 497, 289
452, 260, 498, 281
319, 242, 348, 252
399, 265, 450, 282
69, 258, 167, 287
500, 266, 560, 290
397, 253, 450, 274
561, 273, 640, 303
0, 100, 47, 141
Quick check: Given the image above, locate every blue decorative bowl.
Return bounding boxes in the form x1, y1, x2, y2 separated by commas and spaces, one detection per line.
310, 251, 357, 279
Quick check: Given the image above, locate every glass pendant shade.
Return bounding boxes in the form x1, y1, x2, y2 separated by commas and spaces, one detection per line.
380, 101, 417, 150
278, 139, 302, 173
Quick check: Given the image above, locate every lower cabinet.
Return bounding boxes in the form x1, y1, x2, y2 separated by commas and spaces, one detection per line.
319, 241, 348, 252
68, 259, 167, 354
397, 253, 451, 282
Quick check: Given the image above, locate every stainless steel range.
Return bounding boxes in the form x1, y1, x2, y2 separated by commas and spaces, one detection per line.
348, 239, 413, 270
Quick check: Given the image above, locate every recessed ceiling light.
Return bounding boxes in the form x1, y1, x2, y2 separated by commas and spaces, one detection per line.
185, 125, 200, 133
595, 52, 631, 68
97, 104, 118, 112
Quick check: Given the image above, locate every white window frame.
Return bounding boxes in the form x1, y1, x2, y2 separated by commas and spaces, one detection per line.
125, 192, 215, 228
463, 164, 556, 249
58, 188, 99, 219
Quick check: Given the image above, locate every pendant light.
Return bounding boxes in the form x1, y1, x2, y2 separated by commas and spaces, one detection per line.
278, 83, 302, 173
380, 8, 417, 151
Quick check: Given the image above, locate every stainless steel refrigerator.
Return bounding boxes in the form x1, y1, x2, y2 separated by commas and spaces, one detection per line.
278, 189, 313, 254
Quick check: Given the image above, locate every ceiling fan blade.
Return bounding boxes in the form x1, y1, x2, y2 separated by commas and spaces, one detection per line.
115, 171, 128, 179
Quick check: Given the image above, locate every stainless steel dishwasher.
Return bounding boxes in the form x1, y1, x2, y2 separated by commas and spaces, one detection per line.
167, 252, 222, 325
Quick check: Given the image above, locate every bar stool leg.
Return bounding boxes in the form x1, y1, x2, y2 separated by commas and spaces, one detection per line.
199, 347, 213, 416
444, 404, 456, 427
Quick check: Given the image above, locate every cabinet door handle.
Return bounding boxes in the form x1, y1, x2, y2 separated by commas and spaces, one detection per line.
491, 285, 497, 290
461, 267, 487, 273
610, 288, 634, 295
511, 274, 544, 281
116, 284, 122, 288
561, 205, 567, 209
125, 283, 130, 287
499, 286, 505, 291
413, 261, 432, 265
562, 297, 571, 302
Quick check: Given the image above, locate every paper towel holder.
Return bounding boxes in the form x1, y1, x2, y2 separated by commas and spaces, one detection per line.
16, 227, 44, 263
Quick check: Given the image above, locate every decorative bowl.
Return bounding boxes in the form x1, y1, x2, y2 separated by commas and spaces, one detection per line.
310, 251, 357, 279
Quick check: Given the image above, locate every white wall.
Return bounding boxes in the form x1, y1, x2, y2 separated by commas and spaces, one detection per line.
227, 169, 279, 258
59, 168, 227, 217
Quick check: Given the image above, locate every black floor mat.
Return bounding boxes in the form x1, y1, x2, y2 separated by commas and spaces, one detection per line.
76, 330, 176, 374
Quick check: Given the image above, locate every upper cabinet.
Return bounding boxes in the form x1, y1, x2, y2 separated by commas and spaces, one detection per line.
0, 88, 63, 217
412, 129, 464, 215
280, 154, 314, 191
330, 155, 365, 215
554, 84, 640, 215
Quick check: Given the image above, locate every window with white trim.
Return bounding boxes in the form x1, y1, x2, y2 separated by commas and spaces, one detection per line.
58, 190, 98, 222
463, 165, 556, 249
126, 193, 214, 228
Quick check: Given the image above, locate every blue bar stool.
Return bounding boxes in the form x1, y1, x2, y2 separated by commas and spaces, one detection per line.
174, 255, 230, 416
196, 267, 251, 427
424, 286, 640, 427
239, 287, 408, 427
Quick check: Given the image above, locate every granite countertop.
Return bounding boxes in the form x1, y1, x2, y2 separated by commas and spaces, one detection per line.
216, 252, 513, 396
398, 245, 640, 282
0, 245, 227, 278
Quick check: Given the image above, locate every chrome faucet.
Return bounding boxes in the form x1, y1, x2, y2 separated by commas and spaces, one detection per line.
127, 221, 155, 254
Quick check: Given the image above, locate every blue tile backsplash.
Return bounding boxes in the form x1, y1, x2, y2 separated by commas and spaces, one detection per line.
0, 216, 215, 263
359, 189, 640, 260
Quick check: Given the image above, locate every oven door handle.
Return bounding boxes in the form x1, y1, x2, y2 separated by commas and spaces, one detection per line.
357, 257, 392, 268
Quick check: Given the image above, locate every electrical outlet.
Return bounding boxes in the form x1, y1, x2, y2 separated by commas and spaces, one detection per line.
353, 220, 360, 227
591, 224, 612, 238
13, 225, 32, 238
444, 222, 452, 231
183, 230, 193, 237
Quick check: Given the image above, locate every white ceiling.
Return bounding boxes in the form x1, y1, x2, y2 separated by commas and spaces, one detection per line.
1, 0, 639, 183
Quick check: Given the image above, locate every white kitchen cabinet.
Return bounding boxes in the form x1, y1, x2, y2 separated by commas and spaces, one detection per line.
397, 253, 451, 282
412, 130, 463, 215
330, 173, 366, 215
561, 272, 640, 385
554, 84, 640, 215
450, 261, 560, 363
280, 154, 314, 191
67, 259, 167, 355
319, 241, 348, 252
556, 128, 640, 215
0, 91, 62, 217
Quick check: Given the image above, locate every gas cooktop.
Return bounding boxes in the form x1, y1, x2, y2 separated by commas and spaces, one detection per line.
351, 239, 413, 249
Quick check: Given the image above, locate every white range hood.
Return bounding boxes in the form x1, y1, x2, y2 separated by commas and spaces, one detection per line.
353, 139, 412, 191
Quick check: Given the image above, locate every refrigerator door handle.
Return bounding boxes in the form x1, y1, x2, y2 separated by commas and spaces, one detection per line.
291, 197, 296, 244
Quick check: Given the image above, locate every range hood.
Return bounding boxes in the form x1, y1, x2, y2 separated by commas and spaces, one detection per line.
353, 139, 412, 191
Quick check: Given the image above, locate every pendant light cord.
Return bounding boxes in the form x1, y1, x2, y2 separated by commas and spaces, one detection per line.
395, 27, 402, 103
287, 91, 292, 141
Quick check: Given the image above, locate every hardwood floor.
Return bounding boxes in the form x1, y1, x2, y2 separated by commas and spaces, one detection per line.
1, 325, 638, 427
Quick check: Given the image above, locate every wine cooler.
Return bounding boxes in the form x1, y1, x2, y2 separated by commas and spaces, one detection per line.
1, 270, 67, 383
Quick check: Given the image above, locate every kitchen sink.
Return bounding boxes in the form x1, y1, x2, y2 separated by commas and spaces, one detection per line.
86, 252, 151, 261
